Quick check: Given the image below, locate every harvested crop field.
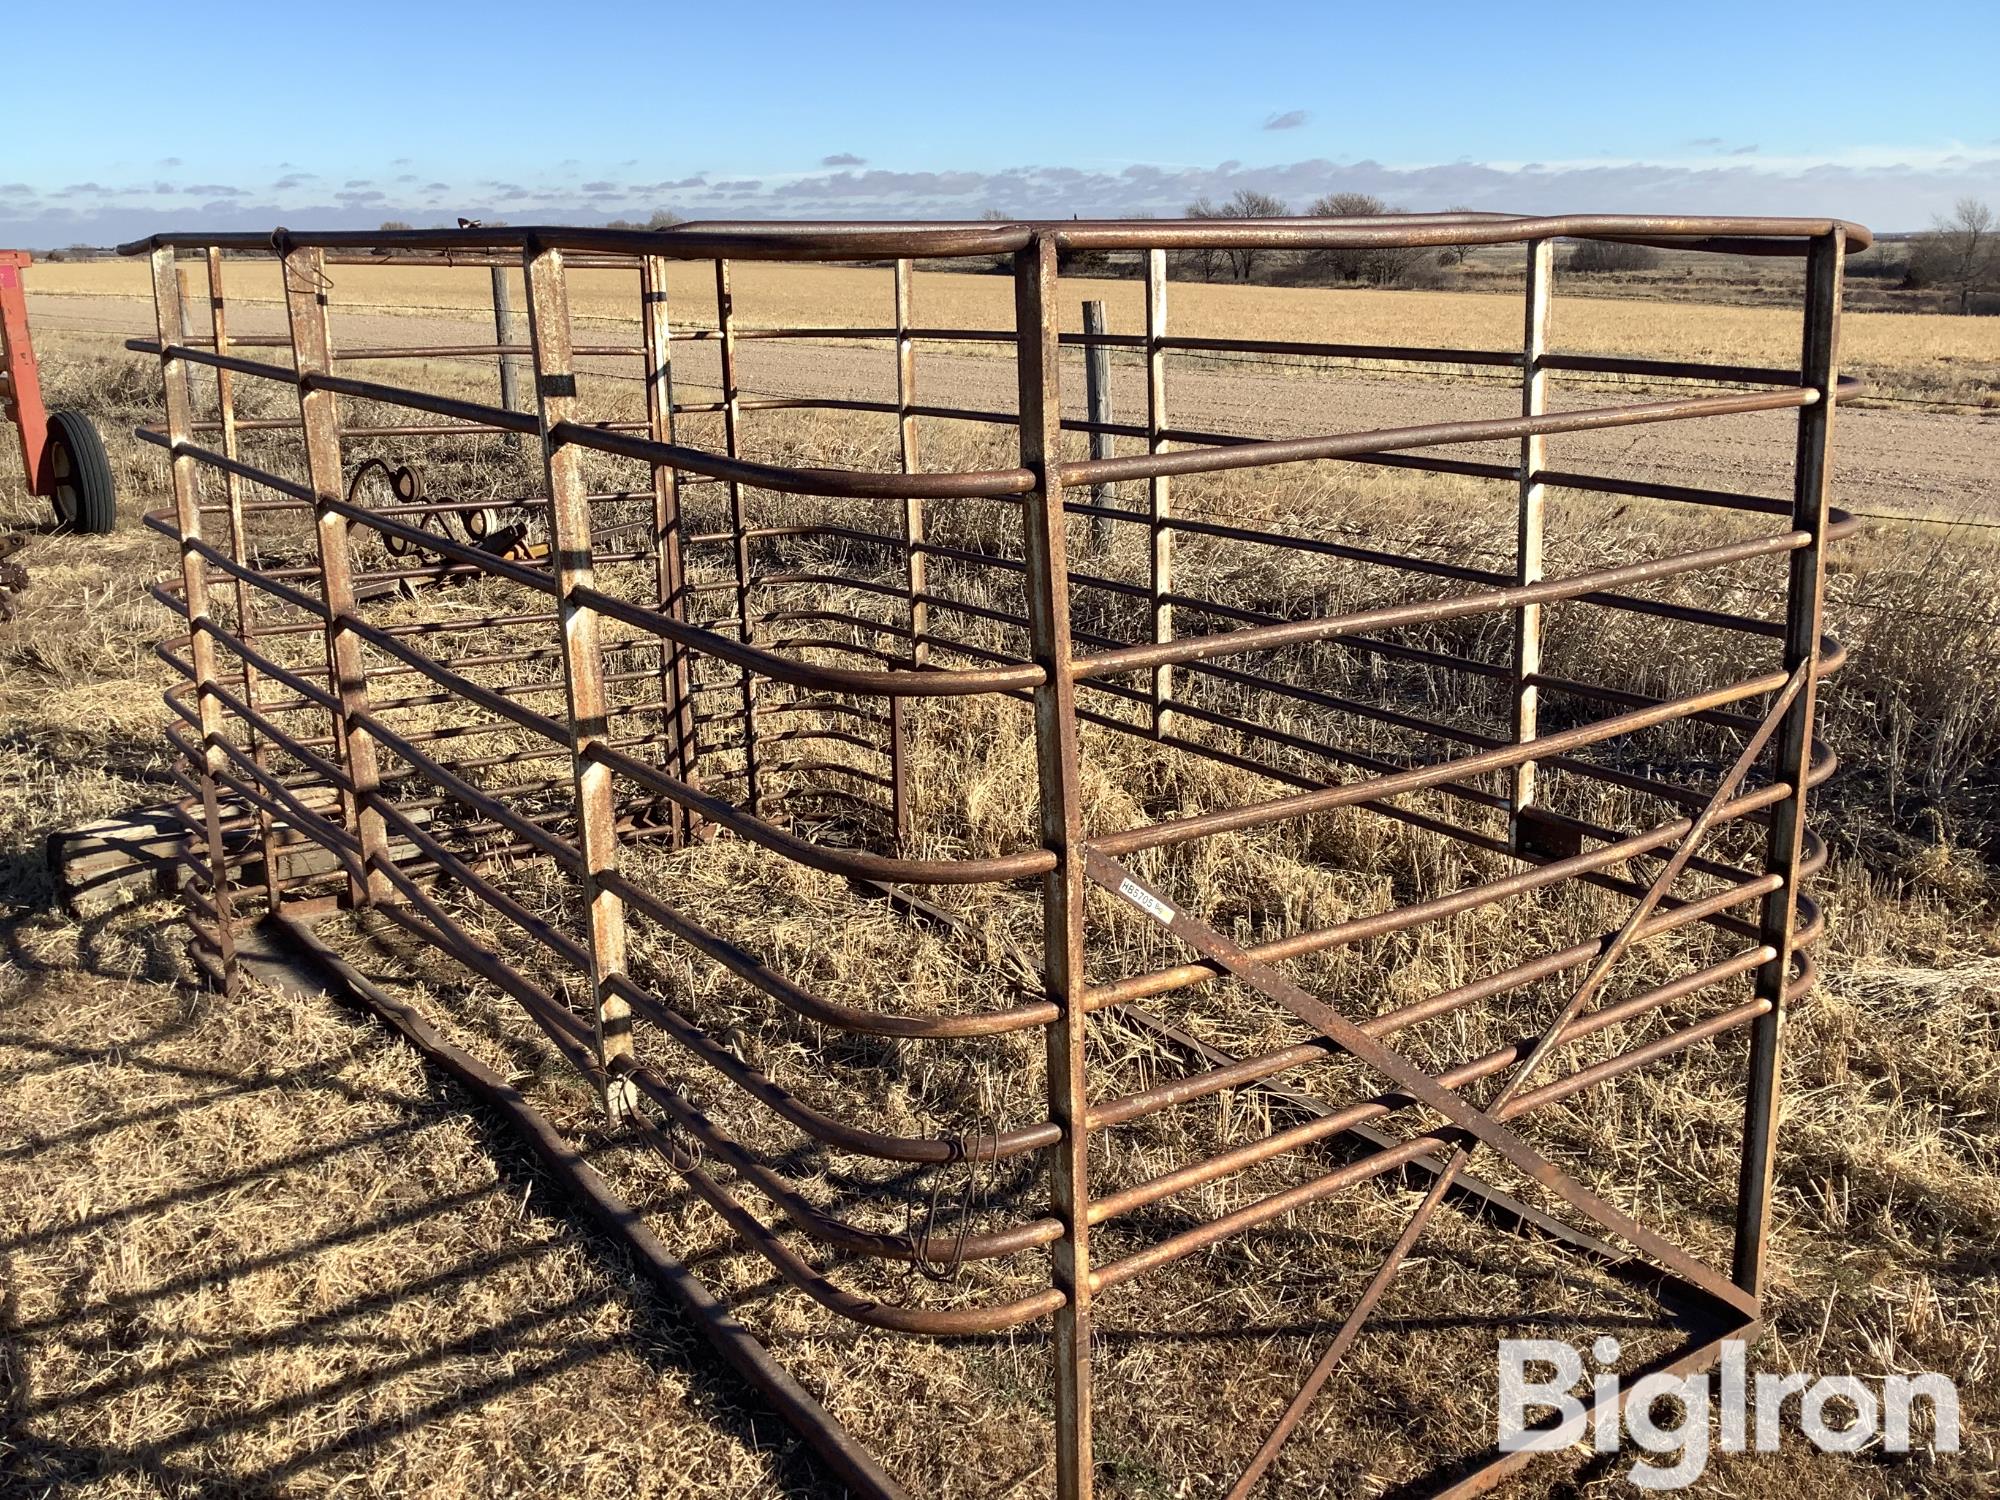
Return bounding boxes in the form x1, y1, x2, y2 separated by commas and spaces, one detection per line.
25, 262, 2000, 534
25, 254, 2000, 410
2, 257, 1997, 1500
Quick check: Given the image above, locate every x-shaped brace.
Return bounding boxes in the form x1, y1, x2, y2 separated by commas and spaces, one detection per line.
1083, 662, 1808, 1495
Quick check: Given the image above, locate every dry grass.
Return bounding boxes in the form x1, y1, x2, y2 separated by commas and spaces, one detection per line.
0, 323, 1995, 1499
0, 358, 829, 1499
27, 255, 2000, 409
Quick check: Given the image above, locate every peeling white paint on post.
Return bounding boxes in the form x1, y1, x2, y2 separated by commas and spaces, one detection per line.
1082, 299, 1114, 554
206, 246, 282, 912
640, 253, 696, 841
524, 242, 637, 1113
152, 247, 239, 982
1145, 250, 1173, 740
1509, 238, 1552, 847
279, 242, 393, 909
491, 263, 524, 443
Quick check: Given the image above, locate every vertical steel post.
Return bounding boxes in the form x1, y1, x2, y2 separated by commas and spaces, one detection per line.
207, 247, 281, 911
715, 258, 760, 815
281, 242, 392, 907
890, 258, 924, 846
1144, 250, 1172, 740
1734, 228, 1844, 1298
1082, 299, 1114, 554
151, 248, 237, 986
640, 252, 695, 845
491, 263, 524, 441
524, 242, 638, 1112
1017, 235, 1094, 1500
1508, 238, 1552, 849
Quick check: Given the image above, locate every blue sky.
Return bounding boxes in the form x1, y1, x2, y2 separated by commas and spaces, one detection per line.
6, 0, 1996, 244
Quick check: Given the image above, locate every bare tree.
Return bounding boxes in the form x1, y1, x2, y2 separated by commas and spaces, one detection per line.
1307, 192, 1427, 286
1217, 189, 1288, 280
1316, 191, 1387, 218
1179, 196, 1226, 283
1910, 198, 1998, 313
379, 220, 414, 232
1436, 205, 1477, 266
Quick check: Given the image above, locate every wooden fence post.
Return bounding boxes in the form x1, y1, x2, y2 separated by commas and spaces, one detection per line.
492, 263, 524, 445
1082, 299, 1114, 554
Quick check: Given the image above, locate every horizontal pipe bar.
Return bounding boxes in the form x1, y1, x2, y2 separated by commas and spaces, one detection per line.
549, 419, 1034, 501
1059, 384, 1833, 491
1075, 530, 1805, 681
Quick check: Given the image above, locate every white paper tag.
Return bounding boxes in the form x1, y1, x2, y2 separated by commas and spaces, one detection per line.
1116, 877, 1176, 924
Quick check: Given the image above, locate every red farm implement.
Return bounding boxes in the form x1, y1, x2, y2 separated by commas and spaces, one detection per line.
0, 249, 117, 533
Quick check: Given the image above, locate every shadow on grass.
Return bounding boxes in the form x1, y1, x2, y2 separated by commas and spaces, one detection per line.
0, 902, 837, 1497
0, 1044, 834, 1496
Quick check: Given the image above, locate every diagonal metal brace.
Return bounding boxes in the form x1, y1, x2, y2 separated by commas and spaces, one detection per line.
1204, 661, 1810, 1496
1081, 843, 1758, 1322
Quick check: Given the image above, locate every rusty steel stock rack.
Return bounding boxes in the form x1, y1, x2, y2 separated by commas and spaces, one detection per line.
123, 211, 1862, 1499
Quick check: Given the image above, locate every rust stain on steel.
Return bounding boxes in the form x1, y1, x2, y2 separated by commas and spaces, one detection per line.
126, 213, 1855, 1499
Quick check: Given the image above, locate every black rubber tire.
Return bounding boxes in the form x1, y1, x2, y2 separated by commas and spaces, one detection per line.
45, 409, 117, 534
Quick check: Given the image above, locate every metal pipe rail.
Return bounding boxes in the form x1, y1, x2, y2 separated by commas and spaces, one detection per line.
130, 213, 1858, 1500
118, 210, 1873, 260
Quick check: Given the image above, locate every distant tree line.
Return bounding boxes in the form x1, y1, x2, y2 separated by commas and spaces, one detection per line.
350, 198, 2000, 313
1160, 194, 2000, 310
601, 209, 684, 233
1172, 191, 1487, 287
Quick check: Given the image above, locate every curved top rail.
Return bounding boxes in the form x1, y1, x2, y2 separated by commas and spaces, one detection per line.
115, 211, 1871, 260
117, 222, 1036, 262
1052, 211, 1872, 254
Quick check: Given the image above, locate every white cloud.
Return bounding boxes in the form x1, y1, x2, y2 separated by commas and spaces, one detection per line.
6, 147, 1996, 244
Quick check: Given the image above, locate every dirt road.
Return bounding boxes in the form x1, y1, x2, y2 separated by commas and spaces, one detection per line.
32, 290, 1997, 525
